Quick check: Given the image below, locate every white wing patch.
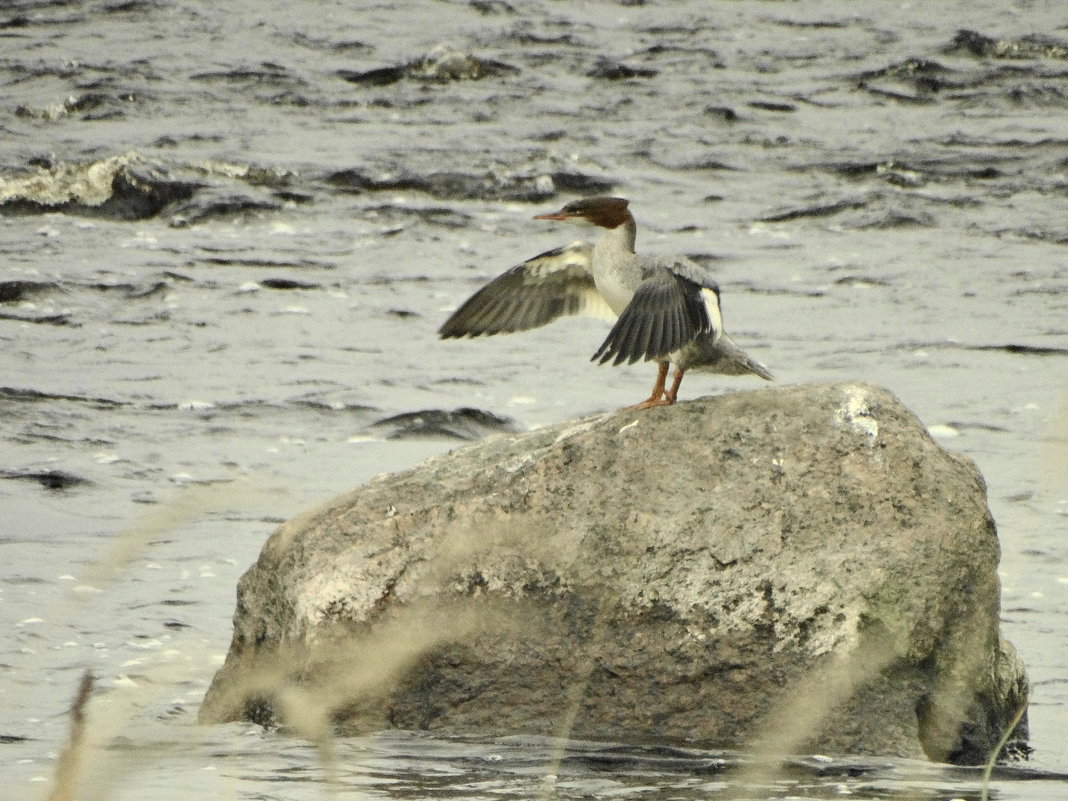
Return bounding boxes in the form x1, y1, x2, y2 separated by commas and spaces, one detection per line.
524, 241, 592, 279
700, 287, 724, 342
577, 289, 617, 321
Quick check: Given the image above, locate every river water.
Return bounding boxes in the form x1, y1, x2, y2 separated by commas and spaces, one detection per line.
2, 1, 1066, 799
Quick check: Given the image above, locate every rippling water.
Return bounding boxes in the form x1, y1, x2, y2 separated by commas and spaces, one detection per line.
2, 1, 1066, 798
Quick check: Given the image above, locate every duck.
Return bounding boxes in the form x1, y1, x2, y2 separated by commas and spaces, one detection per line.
439, 196, 771, 408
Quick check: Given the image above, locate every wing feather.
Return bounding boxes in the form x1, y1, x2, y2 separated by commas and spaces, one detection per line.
592, 265, 723, 365
439, 242, 614, 338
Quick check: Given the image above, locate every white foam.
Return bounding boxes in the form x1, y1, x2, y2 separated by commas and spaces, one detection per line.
927, 424, 959, 439
178, 400, 215, 411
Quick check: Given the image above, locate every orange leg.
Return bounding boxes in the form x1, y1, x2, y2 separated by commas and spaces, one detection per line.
624, 362, 673, 410
664, 368, 686, 404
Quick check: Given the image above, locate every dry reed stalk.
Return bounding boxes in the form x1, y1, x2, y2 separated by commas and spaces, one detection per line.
44, 671, 94, 801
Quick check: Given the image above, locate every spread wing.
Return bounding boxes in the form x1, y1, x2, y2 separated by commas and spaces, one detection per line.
592, 259, 723, 365
439, 241, 614, 338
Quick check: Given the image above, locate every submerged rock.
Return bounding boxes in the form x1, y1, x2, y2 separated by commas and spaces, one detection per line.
324, 165, 613, 203
339, 45, 519, 86
200, 383, 1028, 764
0, 468, 92, 491
0, 279, 58, 303
371, 407, 517, 441
947, 29, 1068, 60
0, 153, 294, 223
586, 58, 658, 80
0, 154, 198, 220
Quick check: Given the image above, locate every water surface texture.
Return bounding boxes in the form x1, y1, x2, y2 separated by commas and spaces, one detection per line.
1, 1, 1066, 799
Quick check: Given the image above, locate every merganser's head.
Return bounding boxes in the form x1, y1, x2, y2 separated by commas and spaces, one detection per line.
534, 196, 631, 229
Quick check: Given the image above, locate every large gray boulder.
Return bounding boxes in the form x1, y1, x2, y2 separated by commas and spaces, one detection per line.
200, 382, 1028, 764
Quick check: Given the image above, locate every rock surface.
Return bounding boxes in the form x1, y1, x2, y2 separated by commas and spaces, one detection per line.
200, 382, 1028, 764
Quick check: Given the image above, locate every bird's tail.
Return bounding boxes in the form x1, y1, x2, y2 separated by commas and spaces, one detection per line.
706, 333, 774, 380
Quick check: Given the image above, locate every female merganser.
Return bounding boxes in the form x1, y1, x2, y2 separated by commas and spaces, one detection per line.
439, 196, 772, 408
